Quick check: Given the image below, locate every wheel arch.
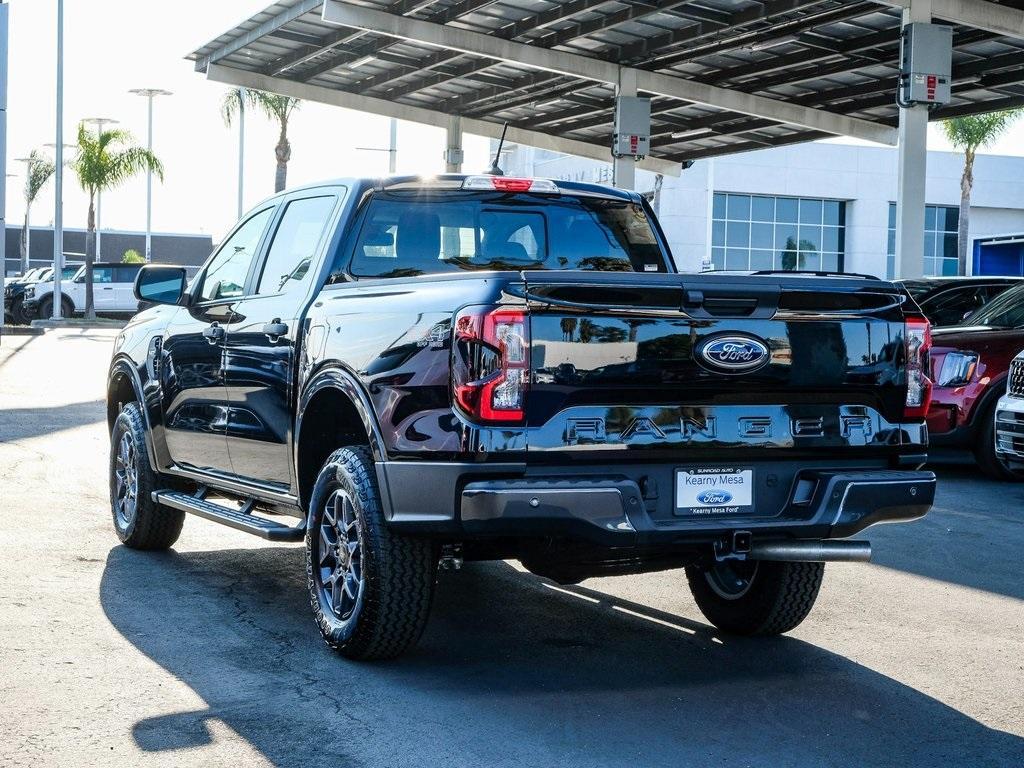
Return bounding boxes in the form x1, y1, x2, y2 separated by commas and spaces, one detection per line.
967, 372, 1009, 436
41, 289, 75, 314
295, 367, 388, 511
107, 357, 159, 472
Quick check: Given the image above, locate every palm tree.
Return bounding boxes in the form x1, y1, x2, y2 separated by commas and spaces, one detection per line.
69, 122, 163, 318
222, 88, 300, 193
20, 150, 56, 273
942, 110, 1022, 274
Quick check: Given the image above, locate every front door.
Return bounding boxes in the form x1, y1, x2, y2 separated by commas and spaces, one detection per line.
223, 192, 341, 489
160, 205, 276, 476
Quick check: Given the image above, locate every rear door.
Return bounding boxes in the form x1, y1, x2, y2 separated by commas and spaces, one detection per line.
114, 265, 142, 311
222, 190, 342, 490
91, 265, 117, 311
160, 206, 276, 475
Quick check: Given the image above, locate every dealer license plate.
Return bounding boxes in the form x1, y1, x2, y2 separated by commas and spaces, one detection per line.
675, 467, 754, 516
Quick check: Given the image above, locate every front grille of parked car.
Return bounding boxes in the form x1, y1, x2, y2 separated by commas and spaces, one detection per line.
1009, 359, 1024, 398
995, 409, 1024, 458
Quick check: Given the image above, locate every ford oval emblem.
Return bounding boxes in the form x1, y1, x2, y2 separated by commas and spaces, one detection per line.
697, 335, 770, 374
697, 490, 733, 505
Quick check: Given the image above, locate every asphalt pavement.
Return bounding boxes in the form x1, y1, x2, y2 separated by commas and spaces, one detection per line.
1, 329, 1021, 767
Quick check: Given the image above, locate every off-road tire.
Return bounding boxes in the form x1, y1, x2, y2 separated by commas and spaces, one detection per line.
37, 294, 74, 321
109, 402, 185, 550
686, 560, 825, 636
307, 446, 437, 660
10, 297, 27, 325
974, 401, 1024, 481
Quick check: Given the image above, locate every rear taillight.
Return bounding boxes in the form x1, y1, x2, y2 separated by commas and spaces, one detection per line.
452, 306, 530, 424
903, 315, 933, 419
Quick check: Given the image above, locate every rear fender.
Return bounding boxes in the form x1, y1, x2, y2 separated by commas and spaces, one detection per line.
297, 366, 388, 463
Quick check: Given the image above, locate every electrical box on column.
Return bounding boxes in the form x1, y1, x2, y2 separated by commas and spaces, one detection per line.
898, 23, 952, 108
613, 96, 650, 159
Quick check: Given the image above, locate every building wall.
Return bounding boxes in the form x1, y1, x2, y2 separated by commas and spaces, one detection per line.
3, 227, 213, 276
504, 142, 1024, 278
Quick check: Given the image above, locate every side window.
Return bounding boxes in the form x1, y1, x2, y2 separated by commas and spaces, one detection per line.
984, 284, 1012, 301
197, 208, 274, 302
256, 196, 336, 296
115, 266, 141, 283
925, 287, 986, 326
93, 266, 115, 284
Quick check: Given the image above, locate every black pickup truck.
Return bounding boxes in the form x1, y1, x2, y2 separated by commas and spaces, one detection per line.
107, 174, 935, 660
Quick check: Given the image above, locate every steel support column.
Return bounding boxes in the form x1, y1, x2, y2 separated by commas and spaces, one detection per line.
894, 0, 931, 279
613, 69, 636, 191
0, 3, 7, 307
445, 114, 463, 173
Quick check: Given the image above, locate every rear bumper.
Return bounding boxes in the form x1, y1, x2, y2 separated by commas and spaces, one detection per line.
379, 461, 934, 546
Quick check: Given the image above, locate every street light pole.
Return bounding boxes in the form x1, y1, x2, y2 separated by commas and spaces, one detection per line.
82, 116, 119, 260
237, 87, 246, 218
52, 0, 64, 319
129, 89, 171, 261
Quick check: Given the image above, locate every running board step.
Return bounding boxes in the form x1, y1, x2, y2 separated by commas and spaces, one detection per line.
153, 490, 305, 542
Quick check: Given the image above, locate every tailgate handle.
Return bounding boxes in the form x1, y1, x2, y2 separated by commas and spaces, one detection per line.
683, 286, 780, 319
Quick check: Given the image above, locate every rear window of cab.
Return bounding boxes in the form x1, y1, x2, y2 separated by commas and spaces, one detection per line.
341, 192, 668, 279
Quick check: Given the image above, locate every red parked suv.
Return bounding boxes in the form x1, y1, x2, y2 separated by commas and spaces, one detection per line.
928, 283, 1024, 479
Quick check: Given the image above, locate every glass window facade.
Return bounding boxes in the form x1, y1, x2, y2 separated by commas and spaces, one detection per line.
886, 203, 960, 277
711, 193, 846, 272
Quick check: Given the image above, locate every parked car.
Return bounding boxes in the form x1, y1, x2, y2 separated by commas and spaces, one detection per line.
4, 266, 82, 324
994, 350, 1024, 473
899, 276, 1023, 327
4, 267, 49, 324
107, 175, 935, 660
22, 262, 143, 319
928, 282, 1024, 478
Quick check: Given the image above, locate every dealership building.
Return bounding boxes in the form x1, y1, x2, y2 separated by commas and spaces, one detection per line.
504, 141, 1024, 280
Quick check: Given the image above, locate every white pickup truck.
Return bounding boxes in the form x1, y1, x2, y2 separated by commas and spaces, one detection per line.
22, 262, 144, 319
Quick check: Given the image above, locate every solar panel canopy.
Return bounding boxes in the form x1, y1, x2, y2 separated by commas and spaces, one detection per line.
190, 0, 1024, 174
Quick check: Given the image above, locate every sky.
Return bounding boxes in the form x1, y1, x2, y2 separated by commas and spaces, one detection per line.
1, 0, 491, 242
3, 0, 1023, 245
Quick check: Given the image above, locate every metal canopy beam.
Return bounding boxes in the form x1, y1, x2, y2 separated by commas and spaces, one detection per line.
197, 0, 323, 71
206, 63, 683, 175
320, 0, 898, 145
878, 0, 1024, 39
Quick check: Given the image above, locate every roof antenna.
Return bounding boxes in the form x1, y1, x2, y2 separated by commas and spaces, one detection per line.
486, 122, 508, 176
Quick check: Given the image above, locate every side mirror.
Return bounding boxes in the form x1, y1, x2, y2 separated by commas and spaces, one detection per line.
134, 265, 186, 306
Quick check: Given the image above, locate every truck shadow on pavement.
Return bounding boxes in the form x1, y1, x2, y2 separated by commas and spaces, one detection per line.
0, 400, 106, 443
870, 466, 1024, 601
100, 545, 1023, 767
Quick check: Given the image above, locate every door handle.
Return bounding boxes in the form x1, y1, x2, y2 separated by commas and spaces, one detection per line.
262, 319, 289, 341
203, 322, 225, 345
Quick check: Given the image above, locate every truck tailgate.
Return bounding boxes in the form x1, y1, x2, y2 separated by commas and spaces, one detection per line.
523, 271, 911, 457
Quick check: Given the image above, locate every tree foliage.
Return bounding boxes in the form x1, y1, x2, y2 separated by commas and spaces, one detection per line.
69, 122, 164, 200
940, 109, 1022, 275
23, 149, 56, 207
941, 111, 1022, 154
122, 249, 145, 264
69, 123, 164, 319
222, 87, 301, 193
222, 87, 300, 130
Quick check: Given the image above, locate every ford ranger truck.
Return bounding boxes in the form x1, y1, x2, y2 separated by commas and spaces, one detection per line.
106, 175, 935, 660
